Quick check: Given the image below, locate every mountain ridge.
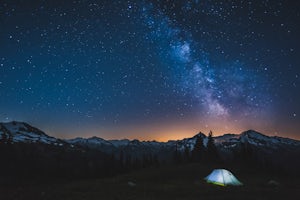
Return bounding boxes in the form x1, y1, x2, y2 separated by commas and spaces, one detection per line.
1, 121, 299, 146
0, 121, 65, 145
1, 121, 300, 172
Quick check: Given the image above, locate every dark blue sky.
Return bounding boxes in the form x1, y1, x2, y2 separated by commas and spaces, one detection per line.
0, 0, 299, 140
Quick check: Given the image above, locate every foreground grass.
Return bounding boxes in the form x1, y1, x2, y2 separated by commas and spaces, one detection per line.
1, 163, 299, 200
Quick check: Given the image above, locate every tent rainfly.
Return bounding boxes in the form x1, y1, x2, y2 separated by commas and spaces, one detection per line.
204, 169, 243, 186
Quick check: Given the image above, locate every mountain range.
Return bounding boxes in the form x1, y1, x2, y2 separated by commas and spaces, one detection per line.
1, 121, 300, 161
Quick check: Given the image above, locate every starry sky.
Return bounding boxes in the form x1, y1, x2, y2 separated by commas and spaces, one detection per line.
0, 0, 299, 141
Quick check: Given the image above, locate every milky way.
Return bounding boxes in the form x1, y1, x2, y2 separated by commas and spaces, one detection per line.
139, 2, 272, 118
0, 0, 299, 140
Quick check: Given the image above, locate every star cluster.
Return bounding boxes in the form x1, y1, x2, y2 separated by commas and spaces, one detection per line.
0, 0, 299, 140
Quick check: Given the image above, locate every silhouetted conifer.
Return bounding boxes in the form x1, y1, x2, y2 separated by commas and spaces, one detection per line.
119, 150, 125, 169
173, 142, 182, 164
184, 146, 191, 163
206, 131, 219, 162
191, 134, 204, 162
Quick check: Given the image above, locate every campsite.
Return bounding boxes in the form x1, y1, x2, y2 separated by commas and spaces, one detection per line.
1, 124, 300, 199
1, 163, 299, 200
1, 0, 300, 199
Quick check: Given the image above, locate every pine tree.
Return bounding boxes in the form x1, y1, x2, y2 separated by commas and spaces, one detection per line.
119, 150, 124, 169
240, 141, 254, 164
133, 157, 141, 169
0, 133, 7, 144
7, 133, 13, 144
152, 154, 160, 167
142, 153, 148, 168
173, 142, 182, 164
206, 131, 219, 162
0, 125, 8, 144
191, 135, 204, 162
183, 146, 191, 163
125, 153, 132, 170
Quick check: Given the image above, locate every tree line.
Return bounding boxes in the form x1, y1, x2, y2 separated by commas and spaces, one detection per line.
173, 131, 219, 164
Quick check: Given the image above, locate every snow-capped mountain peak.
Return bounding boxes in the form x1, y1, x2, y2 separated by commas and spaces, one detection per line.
214, 129, 300, 149
0, 121, 62, 145
240, 129, 269, 141
1, 121, 300, 157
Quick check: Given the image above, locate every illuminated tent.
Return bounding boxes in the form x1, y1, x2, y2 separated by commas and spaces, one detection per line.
204, 169, 243, 186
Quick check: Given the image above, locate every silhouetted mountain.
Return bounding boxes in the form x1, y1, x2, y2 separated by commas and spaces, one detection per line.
1, 121, 300, 175
0, 121, 118, 180
0, 121, 67, 146
67, 129, 300, 158
215, 130, 300, 149
2, 122, 298, 155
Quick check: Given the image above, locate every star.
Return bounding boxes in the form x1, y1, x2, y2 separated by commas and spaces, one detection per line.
0, 0, 298, 140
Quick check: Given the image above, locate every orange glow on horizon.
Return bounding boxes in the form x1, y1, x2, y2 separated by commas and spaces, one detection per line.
46, 117, 300, 142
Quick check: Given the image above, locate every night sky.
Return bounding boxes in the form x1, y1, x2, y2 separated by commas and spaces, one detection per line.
0, 0, 299, 141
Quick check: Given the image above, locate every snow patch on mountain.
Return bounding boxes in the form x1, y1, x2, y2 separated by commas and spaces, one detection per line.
1, 121, 300, 155
109, 139, 130, 147
0, 121, 63, 145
